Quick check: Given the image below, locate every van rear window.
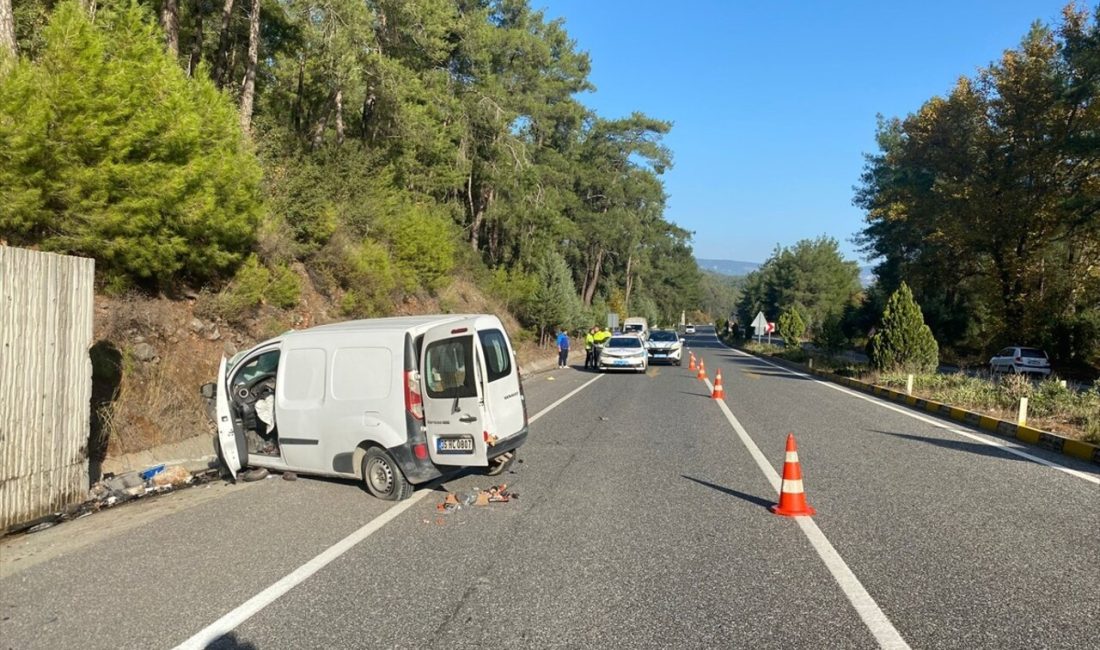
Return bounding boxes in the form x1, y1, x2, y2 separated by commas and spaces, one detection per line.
425, 336, 477, 399
478, 329, 512, 383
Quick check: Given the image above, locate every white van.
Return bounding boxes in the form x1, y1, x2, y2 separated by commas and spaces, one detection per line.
201, 315, 528, 500
622, 317, 648, 338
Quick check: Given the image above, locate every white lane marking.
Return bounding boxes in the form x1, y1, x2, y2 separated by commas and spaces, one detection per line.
703, 374, 911, 650
715, 338, 1099, 486
173, 373, 603, 649
529, 374, 603, 424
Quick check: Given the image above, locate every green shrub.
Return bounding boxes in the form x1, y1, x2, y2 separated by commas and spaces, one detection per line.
381, 205, 456, 293
219, 255, 271, 314
815, 311, 847, 354
0, 1, 262, 289
338, 239, 397, 317
267, 263, 302, 309
869, 283, 939, 373
778, 308, 806, 348
488, 267, 538, 313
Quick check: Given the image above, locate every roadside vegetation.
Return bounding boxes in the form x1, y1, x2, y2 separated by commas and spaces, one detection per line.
1, 0, 701, 333
1, 0, 703, 457
732, 339, 1099, 444
727, 7, 1100, 380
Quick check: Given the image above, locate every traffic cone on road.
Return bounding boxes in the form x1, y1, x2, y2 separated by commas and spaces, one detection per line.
688, 353, 696, 371
697, 359, 707, 381
711, 370, 726, 399
770, 433, 815, 517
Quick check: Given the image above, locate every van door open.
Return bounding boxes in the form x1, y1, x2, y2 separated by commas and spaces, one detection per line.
215, 357, 248, 479
476, 327, 526, 443
421, 319, 489, 467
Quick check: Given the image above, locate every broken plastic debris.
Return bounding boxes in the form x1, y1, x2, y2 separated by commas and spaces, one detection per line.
139, 464, 166, 481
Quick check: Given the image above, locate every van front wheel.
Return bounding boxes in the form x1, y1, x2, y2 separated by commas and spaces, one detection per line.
362, 448, 413, 501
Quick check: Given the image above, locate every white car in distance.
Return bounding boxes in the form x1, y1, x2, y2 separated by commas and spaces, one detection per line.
598, 335, 648, 373
646, 329, 683, 365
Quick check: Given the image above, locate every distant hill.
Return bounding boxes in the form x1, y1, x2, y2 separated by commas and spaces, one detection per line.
697, 257, 875, 287
696, 258, 760, 276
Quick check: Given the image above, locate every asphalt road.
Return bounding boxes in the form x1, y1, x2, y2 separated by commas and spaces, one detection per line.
2, 327, 1097, 649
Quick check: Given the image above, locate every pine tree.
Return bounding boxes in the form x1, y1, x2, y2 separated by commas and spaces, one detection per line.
777, 308, 806, 348
525, 251, 582, 345
0, 1, 262, 289
869, 283, 940, 372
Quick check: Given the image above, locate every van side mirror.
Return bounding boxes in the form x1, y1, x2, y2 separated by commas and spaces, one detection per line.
200, 382, 216, 399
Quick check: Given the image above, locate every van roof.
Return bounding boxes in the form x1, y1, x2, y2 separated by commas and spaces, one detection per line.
302, 314, 477, 335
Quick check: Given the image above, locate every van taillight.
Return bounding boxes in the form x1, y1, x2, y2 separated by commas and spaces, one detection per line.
405, 370, 423, 421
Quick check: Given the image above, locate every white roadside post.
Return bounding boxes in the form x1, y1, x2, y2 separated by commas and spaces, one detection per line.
1017, 397, 1029, 426
906, 374, 914, 396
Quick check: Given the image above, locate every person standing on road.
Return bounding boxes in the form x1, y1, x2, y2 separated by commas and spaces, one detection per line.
556, 327, 570, 368
592, 326, 611, 369
584, 327, 596, 369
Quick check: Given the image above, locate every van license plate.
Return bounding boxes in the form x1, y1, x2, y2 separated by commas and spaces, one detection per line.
438, 436, 474, 453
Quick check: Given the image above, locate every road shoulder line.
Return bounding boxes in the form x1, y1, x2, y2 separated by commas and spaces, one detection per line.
700, 374, 911, 650
172, 374, 604, 649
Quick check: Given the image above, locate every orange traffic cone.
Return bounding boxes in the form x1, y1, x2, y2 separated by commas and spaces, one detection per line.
711, 370, 726, 399
771, 433, 815, 517
697, 359, 707, 381
688, 353, 696, 371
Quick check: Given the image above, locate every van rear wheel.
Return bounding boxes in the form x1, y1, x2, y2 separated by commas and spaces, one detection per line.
362, 448, 413, 501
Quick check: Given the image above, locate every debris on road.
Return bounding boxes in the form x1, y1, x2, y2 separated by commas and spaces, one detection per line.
281, 471, 298, 481
436, 484, 517, 514
139, 464, 166, 481
4, 463, 222, 538
240, 468, 269, 482
152, 465, 192, 487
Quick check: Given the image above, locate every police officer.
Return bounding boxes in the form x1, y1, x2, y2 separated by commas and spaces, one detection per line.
584, 327, 596, 369
592, 326, 611, 369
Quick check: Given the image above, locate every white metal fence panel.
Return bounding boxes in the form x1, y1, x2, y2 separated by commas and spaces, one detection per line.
0, 246, 95, 531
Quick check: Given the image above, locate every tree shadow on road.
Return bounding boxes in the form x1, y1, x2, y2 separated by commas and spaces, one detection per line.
873, 430, 1055, 466
681, 475, 774, 510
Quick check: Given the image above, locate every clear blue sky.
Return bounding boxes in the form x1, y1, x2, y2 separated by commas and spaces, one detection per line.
539, 0, 1075, 264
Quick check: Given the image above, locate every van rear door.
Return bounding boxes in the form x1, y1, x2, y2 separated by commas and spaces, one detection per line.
421, 320, 489, 467
476, 327, 526, 443
215, 357, 248, 479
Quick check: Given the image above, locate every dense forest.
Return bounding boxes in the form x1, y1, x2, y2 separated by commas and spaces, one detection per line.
0, 0, 703, 341
856, 4, 1099, 370
732, 6, 1099, 372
